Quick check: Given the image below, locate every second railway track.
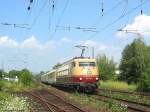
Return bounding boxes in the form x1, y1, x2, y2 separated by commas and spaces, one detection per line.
23, 89, 87, 112
99, 88, 150, 97
90, 94, 150, 112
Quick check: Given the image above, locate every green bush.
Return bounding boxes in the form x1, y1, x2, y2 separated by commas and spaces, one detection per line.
99, 80, 137, 91
0, 81, 4, 91
20, 69, 33, 86
138, 65, 150, 91
0, 92, 11, 101
96, 54, 117, 80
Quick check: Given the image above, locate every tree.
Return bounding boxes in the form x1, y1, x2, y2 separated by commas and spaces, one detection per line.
0, 69, 7, 79
96, 54, 117, 80
20, 69, 33, 86
119, 38, 149, 84
0, 69, 3, 79
138, 64, 150, 91
53, 63, 62, 69
8, 70, 21, 78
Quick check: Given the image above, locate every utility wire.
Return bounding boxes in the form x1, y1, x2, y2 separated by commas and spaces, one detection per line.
48, 0, 52, 30
29, 0, 48, 29
50, 0, 69, 38
55, 25, 98, 32
55, 0, 69, 29
27, 0, 33, 10
92, 0, 124, 28
103, 0, 124, 16
140, 0, 143, 15
101, 0, 104, 16
87, 0, 150, 40
1, 22, 29, 29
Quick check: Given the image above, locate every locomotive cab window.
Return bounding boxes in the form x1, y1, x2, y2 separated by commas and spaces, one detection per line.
79, 62, 96, 67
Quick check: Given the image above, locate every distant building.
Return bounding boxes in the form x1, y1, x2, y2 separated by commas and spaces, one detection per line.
115, 70, 120, 75
3, 76, 18, 82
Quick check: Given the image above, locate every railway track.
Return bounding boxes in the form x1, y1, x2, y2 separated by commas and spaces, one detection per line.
23, 89, 87, 112
99, 88, 150, 97
90, 94, 150, 112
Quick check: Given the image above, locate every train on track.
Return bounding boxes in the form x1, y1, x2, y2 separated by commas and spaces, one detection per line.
41, 57, 99, 93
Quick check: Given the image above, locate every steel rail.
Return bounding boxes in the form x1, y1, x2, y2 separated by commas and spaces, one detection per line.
99, 88, 150, 97
31, 91, 66, 112
28, 91, 63, 112
24, 91, 56, 112
39, 89, 87, 112
91, 94, 150, 112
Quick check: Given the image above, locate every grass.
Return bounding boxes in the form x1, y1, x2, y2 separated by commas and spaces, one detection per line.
99, 80, 137, 91
0, 80, 43, 111
99, 91, 150, 105
0, 92, 30, 112
70, 92, 128, 112
0, 80, 43, 92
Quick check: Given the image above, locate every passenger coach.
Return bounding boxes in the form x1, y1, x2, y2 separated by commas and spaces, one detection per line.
41, 57, 99, 92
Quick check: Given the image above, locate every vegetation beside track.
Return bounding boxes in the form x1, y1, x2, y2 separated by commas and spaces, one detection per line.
0, 92, 30, 112
0, 69, 43, 92
97, 38, 150, 92
0, 81, 42, 111
0, 80, 43, 92
71, 92, 128, 112
99, 80, 137, 91
0, 69, 44, 111
99, 90, 150, 105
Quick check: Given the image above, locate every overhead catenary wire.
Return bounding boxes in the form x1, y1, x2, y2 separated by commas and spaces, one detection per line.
55, 0, 128, 33
86, 0, 150, 40
29, 0, 48, 30
55, 25, 99, 33
0, 22, 29, 29
49, 0, 69, 38
92, 0, 125, 28
48, 0, 52, 30
140, 0, 143, 15
24, 0, 36, 24
28, 0, 33, 10
101, 0, 104, 16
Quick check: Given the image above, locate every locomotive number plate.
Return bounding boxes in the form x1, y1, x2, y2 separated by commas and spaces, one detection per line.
86, 77, 92, 79
87, 71, 92, 75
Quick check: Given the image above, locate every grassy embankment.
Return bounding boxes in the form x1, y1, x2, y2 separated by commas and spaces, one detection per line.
71, 81, 143, 112
0, 92, 30, 112
71, 92, 128, 112
99, 80, 137, 91
98, 80, 150, 105
0, 80, 43, 111
0, 80, 43, 92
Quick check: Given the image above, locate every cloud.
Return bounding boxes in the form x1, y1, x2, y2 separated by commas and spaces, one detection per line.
117, 14, 150, 38
61, 37, 72, 43
76, 40, 121, 62
21, 36, 41, 49
0, 36, 18, 48
0, 36, 56, 50
0, 36, 58, 72
83, 40, 108, 51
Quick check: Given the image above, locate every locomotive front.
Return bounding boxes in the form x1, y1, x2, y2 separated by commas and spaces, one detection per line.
71, 58, 99, 92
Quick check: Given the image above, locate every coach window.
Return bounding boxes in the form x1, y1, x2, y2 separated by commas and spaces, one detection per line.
71, 62, 76, 67
79, 62, 96, 67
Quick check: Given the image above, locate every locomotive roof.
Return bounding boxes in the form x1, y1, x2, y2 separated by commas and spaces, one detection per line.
42, 57, 96, 76
61, 57, 96, 65
42, 69, 56, 76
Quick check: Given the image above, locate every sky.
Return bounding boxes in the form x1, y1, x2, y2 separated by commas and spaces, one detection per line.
0, 0, 150, 73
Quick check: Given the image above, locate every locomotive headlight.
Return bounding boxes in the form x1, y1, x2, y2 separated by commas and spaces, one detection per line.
79, 77, 82, 80
96, 77, 99, 80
